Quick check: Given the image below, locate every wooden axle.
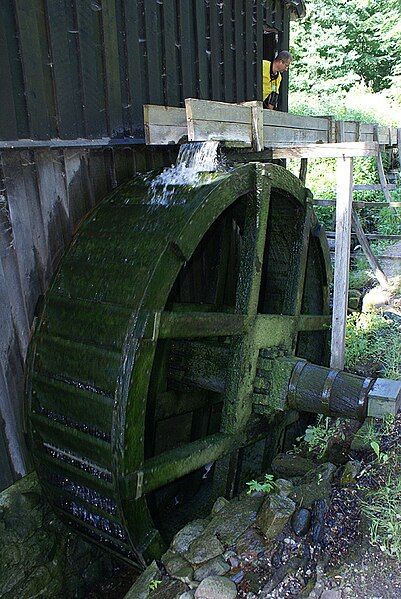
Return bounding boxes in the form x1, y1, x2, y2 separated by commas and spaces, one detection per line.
254, 357, 401, 421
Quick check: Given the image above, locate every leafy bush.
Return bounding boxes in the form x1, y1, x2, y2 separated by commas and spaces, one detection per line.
345, 313, 401, 379
246, 474, 276, 495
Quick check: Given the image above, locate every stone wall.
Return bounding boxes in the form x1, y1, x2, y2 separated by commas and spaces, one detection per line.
0, 472, 113, 598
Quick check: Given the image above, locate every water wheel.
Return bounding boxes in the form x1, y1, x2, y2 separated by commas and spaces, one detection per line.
25, 162, 332, 567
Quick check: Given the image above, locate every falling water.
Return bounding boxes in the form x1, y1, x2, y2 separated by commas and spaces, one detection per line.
148, 141, 225, 205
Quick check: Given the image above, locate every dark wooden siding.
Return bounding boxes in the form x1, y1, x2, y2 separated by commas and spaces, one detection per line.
0, 0, 290, 143
0, 145, 175, 489
0, 0, 292, 489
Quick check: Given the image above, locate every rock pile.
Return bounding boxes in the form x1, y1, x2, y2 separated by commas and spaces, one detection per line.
125, 454, 340, 598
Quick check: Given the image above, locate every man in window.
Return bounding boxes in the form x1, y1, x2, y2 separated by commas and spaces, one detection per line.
263, 51, 293, 110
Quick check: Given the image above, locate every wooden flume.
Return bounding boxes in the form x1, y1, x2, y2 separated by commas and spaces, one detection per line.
25, 162, 401, 568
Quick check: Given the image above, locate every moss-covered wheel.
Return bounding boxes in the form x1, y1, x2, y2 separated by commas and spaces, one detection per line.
25, 163, 331, 567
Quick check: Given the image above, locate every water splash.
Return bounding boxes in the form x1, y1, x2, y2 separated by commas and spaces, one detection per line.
148, 141, 225, 206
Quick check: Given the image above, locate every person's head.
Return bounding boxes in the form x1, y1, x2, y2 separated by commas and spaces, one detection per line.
273, 51, 293, 73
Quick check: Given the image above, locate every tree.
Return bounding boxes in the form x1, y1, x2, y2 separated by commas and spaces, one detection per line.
290, 0, 401, 97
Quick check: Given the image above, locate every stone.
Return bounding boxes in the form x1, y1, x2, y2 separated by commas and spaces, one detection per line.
0, 472, 112, 599
350, 418, 374, 452
161, 549, 194, 583
194, 556, 230, 581
311, 499, 329, 544
172, 520, 208, 554
211, 497, 229, 516
320, 590, 342, 599
194, 576, 237, 599
124, 561, 161, 598
291, 508, 311, 536
275, 478, 294, 497
178, 592, 196, 599
291, 463, 336, 508
186, 534, 224, 566
341, 460, 362, 485
235, 526, 267, 557
201, 494, 263, 547
271, 454, 316, 478
256, 493, 296, 539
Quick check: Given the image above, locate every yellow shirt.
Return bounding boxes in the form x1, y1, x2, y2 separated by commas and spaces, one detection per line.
262, 60, 282, 102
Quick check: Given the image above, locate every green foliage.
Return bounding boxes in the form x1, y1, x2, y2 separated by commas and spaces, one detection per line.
301, 415, 343, 458
376, 207, 401, 236
246, 474, 276, 495
149, 579, 162, 591
361, 448, 401, 560
345, 313, 401, 379
290, 0, 401, 97
370, 440, 389, 464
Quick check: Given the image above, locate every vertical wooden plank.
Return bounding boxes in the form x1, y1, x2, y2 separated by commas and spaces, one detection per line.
244, 0, 254, 99
0, 1, 29, 139
374, 127, 393, 206
210, 0, 223, 101
223, 0, 235, 102
144, 0, 164, 104
179, 0, 196, 100
161, 0, 180, 106
331, 156, 353, 370
14, 0, 56, 138
0, 256, 26, 482
125, 0, 147, 135
194, 0, 209, 99
1, 151, 41, 324
254, 0, 263, 102
87, 149, 112, 204
0, 155, 30, 354
46, 0, 83, 138
63, 149, 91, 231
75, 0, 107, 137
35, 149, 72, 275
234, 0, 245, 101
101, 0, 124, 137
20, 150, 48, 290
113, 147, 136, 185
278, 5, 290, 111
0, 6, 18, 140
299, 158, 308, 184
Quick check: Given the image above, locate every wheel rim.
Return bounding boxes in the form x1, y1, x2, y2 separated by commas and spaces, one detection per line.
26, 163, 331, 566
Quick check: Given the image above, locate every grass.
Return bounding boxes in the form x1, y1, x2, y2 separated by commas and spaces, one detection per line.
345, 312, 401, 380
359, 418, 401, 561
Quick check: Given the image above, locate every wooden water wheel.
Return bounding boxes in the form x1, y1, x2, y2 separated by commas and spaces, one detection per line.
25, 163, 332, 567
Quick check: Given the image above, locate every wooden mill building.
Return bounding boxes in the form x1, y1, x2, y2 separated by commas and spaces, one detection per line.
0, 1, 302, 491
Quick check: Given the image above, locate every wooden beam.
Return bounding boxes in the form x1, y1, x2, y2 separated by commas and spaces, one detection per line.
353, 184, 396, 191
331, 154, 353, 370
351, 210, 388, 289
271, 142, 379, 159
313, 200, 401, 208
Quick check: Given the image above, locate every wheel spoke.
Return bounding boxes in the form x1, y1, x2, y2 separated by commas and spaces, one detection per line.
158, 311, 249, 338
235, 164, 271, 316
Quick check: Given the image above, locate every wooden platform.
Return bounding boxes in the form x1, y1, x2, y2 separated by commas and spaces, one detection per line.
144, 99, 398, 149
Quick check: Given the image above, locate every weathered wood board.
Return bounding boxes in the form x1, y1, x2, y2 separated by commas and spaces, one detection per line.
0, 144, 172, 490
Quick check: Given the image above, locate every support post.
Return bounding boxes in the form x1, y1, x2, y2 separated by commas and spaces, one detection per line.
299, 158, 308, 184
331, 154, 353, 369
374, 125, 393, 207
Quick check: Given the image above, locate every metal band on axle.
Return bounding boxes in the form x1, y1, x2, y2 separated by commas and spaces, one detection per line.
287, 359, 308, 407
321, 368, 340, 416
